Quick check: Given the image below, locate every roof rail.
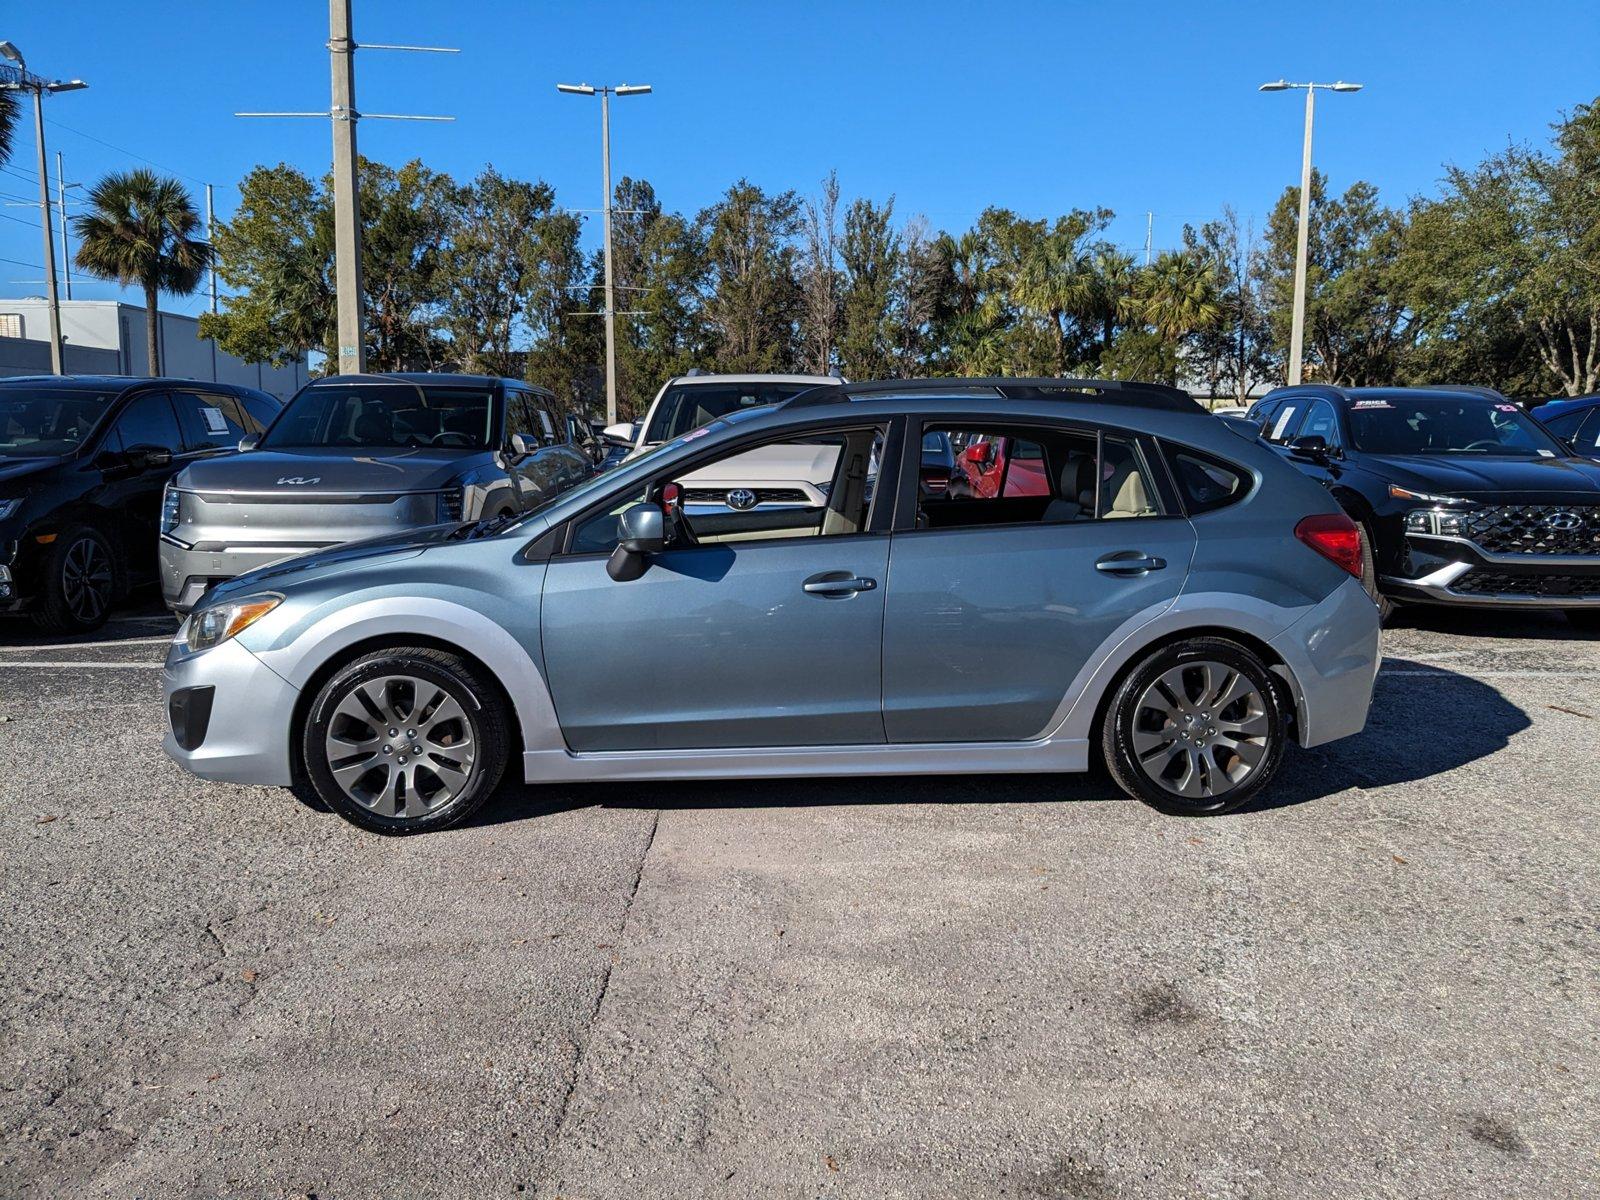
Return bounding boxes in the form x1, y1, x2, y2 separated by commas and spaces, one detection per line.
685, 366, 706, 377
783, 376, 1203, 415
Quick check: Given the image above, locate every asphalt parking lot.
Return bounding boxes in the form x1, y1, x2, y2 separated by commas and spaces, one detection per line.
1, 600, 1596, 1199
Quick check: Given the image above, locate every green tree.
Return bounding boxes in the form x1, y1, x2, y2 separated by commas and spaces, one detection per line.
697, 181, 802, 371
72, 168, 212, 376
1184, 208, 1271, 402
837, 196, 900, 380
1133, 249, 1221, 386
1259, 172, 1413, 385
1403, 97, 1600, 395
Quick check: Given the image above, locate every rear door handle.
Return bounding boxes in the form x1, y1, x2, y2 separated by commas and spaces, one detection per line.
803, 573, 878, 597
1095, 552, 1166, 576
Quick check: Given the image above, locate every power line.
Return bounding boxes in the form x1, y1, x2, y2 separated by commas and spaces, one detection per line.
43, 115, 215, 189
0, 255, 45, 271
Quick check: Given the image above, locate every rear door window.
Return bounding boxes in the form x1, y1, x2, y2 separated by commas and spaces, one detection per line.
112, 392, 183, 453
172, 390, 248, 452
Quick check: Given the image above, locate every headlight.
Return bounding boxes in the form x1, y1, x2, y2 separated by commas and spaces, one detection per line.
185, 593, 283, 653
1389, 485, 1470, 507
0, 498, 20, 522
161, 486, 182, 535
1404, 508, 1470, 537
437, 486, 466, 522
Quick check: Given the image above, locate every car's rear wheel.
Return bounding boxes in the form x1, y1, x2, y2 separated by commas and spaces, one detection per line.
302, 647, 509, 834
1101, 637, 1288, 816
30, 525, 117, 634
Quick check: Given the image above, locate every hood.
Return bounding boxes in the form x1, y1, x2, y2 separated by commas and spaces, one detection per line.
678, 442, 840, 486
0, 456, 60, 491
176, 447, 479, 496
1356, 452, 1600, 501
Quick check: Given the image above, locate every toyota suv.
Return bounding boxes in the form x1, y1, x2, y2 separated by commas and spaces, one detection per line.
159, 373, 593, 612
604, 373, 840, 459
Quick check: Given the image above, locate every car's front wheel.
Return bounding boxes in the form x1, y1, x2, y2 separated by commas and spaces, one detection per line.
31, 525, 118, 634
1101, 637, 1288, 816
302, 647, 509, 834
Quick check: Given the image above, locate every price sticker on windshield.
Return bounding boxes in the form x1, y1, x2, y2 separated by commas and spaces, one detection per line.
1495, 403, 1518, 412
1352, 399, 1392, 410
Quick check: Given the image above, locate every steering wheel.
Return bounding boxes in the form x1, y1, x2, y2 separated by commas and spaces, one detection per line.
1462, 439, 1500, 452
431, 431, 475, 448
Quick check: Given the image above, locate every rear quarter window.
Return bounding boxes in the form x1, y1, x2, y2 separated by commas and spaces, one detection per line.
1160, 442, 1253, 515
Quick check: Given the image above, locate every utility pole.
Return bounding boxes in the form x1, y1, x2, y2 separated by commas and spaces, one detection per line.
237, 5, 455, 374
1259, 79, 1363, 385
0, 43, 87, 375
205, 183, 218, 314
328, 0, 365, 374
56, 151, 75, 302
557, 82, 652, 426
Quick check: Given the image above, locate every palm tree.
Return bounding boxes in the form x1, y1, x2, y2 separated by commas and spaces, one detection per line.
1136, 250, 1222, 384
72, 169, 212, 375
0, 90, 18, 169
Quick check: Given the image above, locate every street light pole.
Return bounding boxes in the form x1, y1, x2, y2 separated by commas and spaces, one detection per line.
1259, 79, 1362, 386
56, 151, 75, 302
0, 44, 87, 375
558, 82, 652, 425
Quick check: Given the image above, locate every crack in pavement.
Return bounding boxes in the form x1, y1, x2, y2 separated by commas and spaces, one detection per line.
534, 807, 662, 1196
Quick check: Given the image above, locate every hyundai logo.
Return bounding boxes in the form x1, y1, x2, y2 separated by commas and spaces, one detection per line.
726, 487, 759, 511
277, 476, 321, 486
1543, 510, 1582, 531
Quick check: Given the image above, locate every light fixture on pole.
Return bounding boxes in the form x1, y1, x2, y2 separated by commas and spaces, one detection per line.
557, 81, 652, 425
237, 2, 457, 375
0, 41, 88, 375
1258, 79, 1363, 386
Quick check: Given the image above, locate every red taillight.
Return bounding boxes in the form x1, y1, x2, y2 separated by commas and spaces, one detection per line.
1295, 512, 1362, 577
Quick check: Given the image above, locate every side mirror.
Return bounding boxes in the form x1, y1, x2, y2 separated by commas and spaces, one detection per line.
509, 432, 536, 459
963, 442, 992, 466
602, 421, 640, 448
238, 433, 260, 453
129, 444, 173, 470
1290, 434, 1332, 462
607, 504, 666, 582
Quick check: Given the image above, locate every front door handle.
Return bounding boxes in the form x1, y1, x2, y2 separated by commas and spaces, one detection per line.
803, 573, 878, 597
1095, 552, 1166, 576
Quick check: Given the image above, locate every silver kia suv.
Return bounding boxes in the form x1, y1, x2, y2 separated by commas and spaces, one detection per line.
159, 373, 594, 612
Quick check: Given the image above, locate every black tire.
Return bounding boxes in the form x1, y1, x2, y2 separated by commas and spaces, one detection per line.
1565, 609, 1600, 633
301, 647, 509, 835
29, 525, 118, 634
1356, 524, 1395, 625
1101, 636, 1288, 816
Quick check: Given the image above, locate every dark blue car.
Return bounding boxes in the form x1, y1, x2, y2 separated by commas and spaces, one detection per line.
1535, 394, 1600, 459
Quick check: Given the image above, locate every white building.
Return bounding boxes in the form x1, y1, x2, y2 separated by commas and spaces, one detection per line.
0, 299, 309, 398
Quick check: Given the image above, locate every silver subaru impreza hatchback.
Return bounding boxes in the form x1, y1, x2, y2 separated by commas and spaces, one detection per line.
163, 379, 1381, 834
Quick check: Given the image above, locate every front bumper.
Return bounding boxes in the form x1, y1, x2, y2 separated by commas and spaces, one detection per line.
160, 538, 328, 613
1381, 533, 1600, 608
162, 634, 299, 785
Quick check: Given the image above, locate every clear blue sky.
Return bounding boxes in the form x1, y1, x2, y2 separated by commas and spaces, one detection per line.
3, 0, 1597, 315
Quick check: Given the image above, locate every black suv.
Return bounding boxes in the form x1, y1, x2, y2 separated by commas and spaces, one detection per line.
0, 375, 282, 633
1247, 385, 1600, 626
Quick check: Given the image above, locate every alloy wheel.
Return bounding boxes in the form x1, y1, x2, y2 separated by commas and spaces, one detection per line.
1129, 660, 1271, 800
322, 675, 478, 817
61, 536, 114, 625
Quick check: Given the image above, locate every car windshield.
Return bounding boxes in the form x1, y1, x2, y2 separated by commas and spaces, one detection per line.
0, 387, 116, 457
261, 382, 494, 450
1347, 397, 1567, 457
642, 382, 817, 443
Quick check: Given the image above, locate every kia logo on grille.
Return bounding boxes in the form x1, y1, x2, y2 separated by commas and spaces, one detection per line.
277, 476, 321, 486
726, 488, 759, 510
1543, 510, 1582, 531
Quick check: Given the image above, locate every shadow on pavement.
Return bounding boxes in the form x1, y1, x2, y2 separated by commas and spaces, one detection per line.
1388, 604, 1593, 641
464, 656, 1529, 828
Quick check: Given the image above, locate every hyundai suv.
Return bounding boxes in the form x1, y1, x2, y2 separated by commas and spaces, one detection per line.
162, 377, 1380, 833
1248, 385, 1600, 626
159, 373, 594, 612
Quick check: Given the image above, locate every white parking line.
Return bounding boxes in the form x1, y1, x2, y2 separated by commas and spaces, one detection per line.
1381, 669, 1600, 678
0, 661, 164, 669
0, 636, 174, 653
